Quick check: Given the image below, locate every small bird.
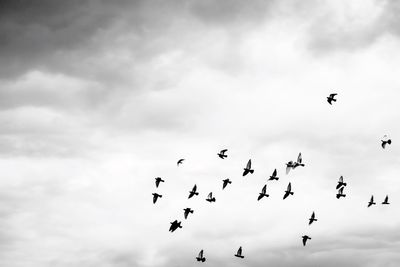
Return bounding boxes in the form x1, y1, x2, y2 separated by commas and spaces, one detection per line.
177, 159, 185, 166
155, 177, 165, 188
188, 184, 199, 199
293, 153, 305, 169
218, 149, 228, 159
234, 246, 244, 258
196, 249, 206, 262
309, 212, 317, 225
382, 195, 390, 205
169, 220, 182, 232
183, 208, 194, 219
368, 195, 376, 207
206, 192, 216, 202
336, 176, 347, 189
283, 182, 294, 200
268, 169, 279, 181
152, 193, 162, 204
243, 159, 254, 176
286, 161, 294, 174
381, 135, 392, 149
336, 187, 346, 199
302, 235, 311, 246
327, 93, 337, 105
257, 184, 269, 201
222, 178, 232, 190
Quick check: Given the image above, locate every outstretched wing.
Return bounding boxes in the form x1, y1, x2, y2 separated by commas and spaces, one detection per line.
287, 182, 292, 191
207, 192, 212, 199
297, 153, 302, 163
221, 149, 228, 154
193, 184, 197, 191
237, 246, 242, 255
311, 212, 315, 220
302, 237, 307, 246
370, 195, 374, 202
272, 169, 277, 177
246, 159, 252, 169
153, 194, 157, 203
261, 184, 267, 194
198, 250, 203, 258
385, 195, 388, 202
330, 93, 337, 97
339, 176, 343, 183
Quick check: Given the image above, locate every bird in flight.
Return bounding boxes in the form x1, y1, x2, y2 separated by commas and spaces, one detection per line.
302, 235, 311, 246
183, 208, 194, 219
286, 161, 294, 174
336, 187, 346, 199
327, 93, 337, 105
206, 192, 216, 203
188, 184, 199, 199
257, 184, 269, 201
382, 195, 390, 205
155, 177, 165, 188
152, 193, 162, 204
169, 220, 182, 232
336, 176, 347, 189
243, 159, 254, 176
268, 169, 279, 181
196, 249, 206, 262
293, 153, 305, 169
381, 135, 392, 149
283, 182, 294, 200
368, 195, 376, 207
309, 212, 317, 225
177, 159, 185, 166
234, 246, 244, 258
218, 149, 228, 159
222, 178, 232, 190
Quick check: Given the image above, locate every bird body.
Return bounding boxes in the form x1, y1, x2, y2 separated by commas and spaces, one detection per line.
368, 195, 376, 207
293, 153, 305, 169
155, 177, 165, 188
257, 184, 269, 201
309, 212, 317, 225
269, 169, 279, 181
286, 161, 294, 174
382, 195, 390, 205
327, 93, 337, 105
206, 192, 216, 203
381, 139, 392, 149
218, 149, 228, 159
183, 208, 194, 219
169, 220, 182, 232
152, 193, 162, 204
243, 159, 254, 176
177, 159, 185, 166
234, 246, 244, 258
188, 184, 199, 199
283, 182, 294, 199
302, 235, 311, 246
336, 176, 347, 189
222, 178, 232, 190
196, 250, 206, 262
336, 187, 346, 199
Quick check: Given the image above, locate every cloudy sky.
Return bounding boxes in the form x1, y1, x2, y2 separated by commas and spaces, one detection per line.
1, 0, 400, 266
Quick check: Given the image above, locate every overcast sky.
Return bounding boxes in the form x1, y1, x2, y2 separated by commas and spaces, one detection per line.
1, 0, 400, 266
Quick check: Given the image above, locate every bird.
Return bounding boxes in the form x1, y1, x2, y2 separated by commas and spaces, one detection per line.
286, 161, 294, 174
368, 195, 376, 207
243, 159, 254, 176
196, 249, 206, 262
381, 135, 392, 149
183, 208, 194, 219
336, 176, 347, 189
327, 93, 337, 105
293, 153, 305, 169
309, 212, 317, 225
169, 220, 182, 232
283, 182, 294, 200
268, 169, 279, 181
336, 187, 346, 199
188, 184, 199, 199
206, 192, 216, 202
177, 159, 185, 166
222, 178, 232, 190
302, 235, 311, 246
155, 177, 165, 188
382, 195, 390, 205
257, 184, 269, 201
234, 246, 244, 258
152, 193, 162, 204
218, 149, 228, 159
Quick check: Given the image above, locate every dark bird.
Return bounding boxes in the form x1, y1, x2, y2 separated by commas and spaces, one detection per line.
169, 220, 182, 232
381, 135, 392, 149
222, 178, 232, 190
196, 250, 206, 262
234, 246, 244, 258
309, 212, 317, 225
243, 159, 254, 176
336, 187, 346, 199
268, 169, 279, 181
152, 193, 162, 204
188, 184, 199, 199
336, 176, 347, 189
302, 235, 311, 246
368, 195, 376, 207
286, 161, 294, 174
155, 177, 165, 188
293, 153, 305, 169
283, 182, 294, 200
206, 192, 216, 203
177, 159, 185, 166
327, 93, 337, 105
183, 208, 194, 219
218, 149, 228, 159
257, 184, 269, 201
382, 195, 390, 205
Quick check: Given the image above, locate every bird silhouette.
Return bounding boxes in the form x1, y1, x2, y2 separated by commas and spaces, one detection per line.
368, 195, 376, 207
222, 178, 232, 190
309, 212, 317, 225
382, 195, 390, 205
152, 193, 162, 204
327, 93, 337, 105
206, 192, 216, 202
234, 246, 244, 258
188, 184, 199, 199
183, 208, 194, 219
336, 187, 346, 199
155, 177, 165, 188
257, 184, 269, 201
177, 159, 185, 166
302, 235, 311, 246
243, 159, 254, 176
196, 249, 206, 262
283, 182, 294, 199
336, 176, 347, 189
381, 135, 392, 149
169, 220, 182, 232
286, 161, 294, 174
218, 149, 228, 159
293, 153, 305, 169
268, 169, 279, 181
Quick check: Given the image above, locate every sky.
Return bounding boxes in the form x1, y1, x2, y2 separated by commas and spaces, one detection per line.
1, 0, 400, 266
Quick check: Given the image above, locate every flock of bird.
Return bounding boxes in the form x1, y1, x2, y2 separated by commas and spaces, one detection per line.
152, 93, 392, 262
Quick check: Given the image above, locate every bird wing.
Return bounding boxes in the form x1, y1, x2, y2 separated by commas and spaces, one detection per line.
155, 179, 160, 187
221, 149, 227, 154
237, 247, 242, 255
371, 195, 374, 202
153, 194, 157, 203
330, 93, 337, 97
297, 153, 302, 163
261, 185, 266, 194
287, 182, 292, 191
382, 141, 386, 149
272, 169, 277, 176
385, 195, 388, 202
207, 192, 212, 199
193, 184, 197, 191
311, 212, 315, 220
246, 159, 252, 169
302, 237, 306, 246
338, 187, 343, 194
339, 176, 343, 183
199, 250, 203, 258
286, 165, 291, 174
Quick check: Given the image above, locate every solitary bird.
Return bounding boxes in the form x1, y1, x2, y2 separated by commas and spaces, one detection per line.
196, 250, 206, 262
286, 161, 294, 174
302, 235, 311, 246
293, 153, 305, 169
177, 159, 185, 166
152, 193, 162, 204
257, 184, 269, 201
188, 184, 199, 199
309, 212, 317, 225
155, 177, 165, 188
382, 195, 390, 205
218, 149, 228, 159
268, 169, 279, 181
336, 187, 346, 199
283, 182, 294, 200
327, 93, 337, 105
206, 192, 216, 203
169, 220, 182, 232
234, 246, 244, 258
368, 195, 376, 207
222, 178, 232, 190
183, 208, 194, 219
243, 159, 254, 176
381, 135, 392, 149
336, 176, 347, 189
